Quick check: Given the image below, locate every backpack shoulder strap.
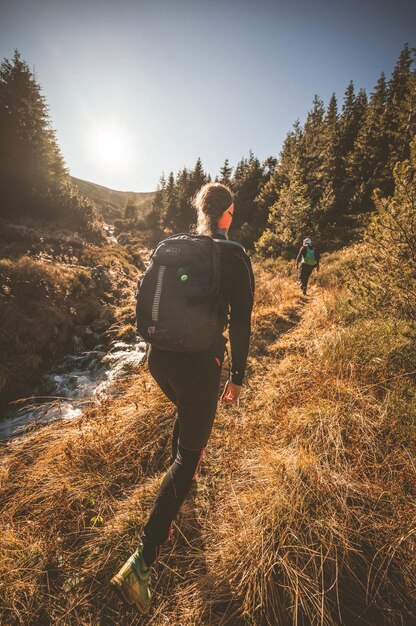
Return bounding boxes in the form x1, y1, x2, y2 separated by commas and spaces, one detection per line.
212, 238, 246, 254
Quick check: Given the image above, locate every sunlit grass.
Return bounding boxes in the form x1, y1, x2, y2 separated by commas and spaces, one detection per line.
0, 251, 415, 625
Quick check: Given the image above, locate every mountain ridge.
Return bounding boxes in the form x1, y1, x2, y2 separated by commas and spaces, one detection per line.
71, 176, 156, 222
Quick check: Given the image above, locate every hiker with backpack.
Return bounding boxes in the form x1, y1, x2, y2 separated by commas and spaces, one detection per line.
295, 237, 320, 295
111, 182, 254, 614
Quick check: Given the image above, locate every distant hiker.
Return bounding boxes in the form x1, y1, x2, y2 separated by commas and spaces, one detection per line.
111, 182, 254, 614
295, 237, 320, 295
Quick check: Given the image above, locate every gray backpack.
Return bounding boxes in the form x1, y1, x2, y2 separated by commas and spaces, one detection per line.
136, 234, 245, 352
136, 234, 222, 352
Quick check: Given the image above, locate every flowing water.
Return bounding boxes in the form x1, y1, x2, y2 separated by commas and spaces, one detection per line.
0, 224, 147, 441
0, 338, 147, 441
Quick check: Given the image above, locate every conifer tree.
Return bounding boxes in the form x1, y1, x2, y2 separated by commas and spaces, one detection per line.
314, 94, 339, 230
386, 44, 416, 164
0, 51, 100, 237
232, 151, 262, 223
255, 156, 279, 231
256, 163, 312, 257
277, 119, 304, 188
218, 158, 233, 185
337, 85, 368, 212
352, 137, 416, 321
173, 167, 191, 230
152, 46, 415, 255
0, 50, 67, 218
163, 159, 209, 232
300, 95, 327, 207
190, 157, 207, 193
347, 73, 390, 210
255, 122, 306, 252
323, 94, 340, 185
151, 173, 166, 224
159, 159, 211, 231
162, 171, 177, 229
263, 156, 278, 175
231, 151, 265, 246
339, 81, 358, 155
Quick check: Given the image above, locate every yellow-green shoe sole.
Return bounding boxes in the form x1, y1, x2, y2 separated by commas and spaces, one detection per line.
110, 573, 150, 615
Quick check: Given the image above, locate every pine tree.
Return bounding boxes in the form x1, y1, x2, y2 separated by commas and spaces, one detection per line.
190, 157, 207, 194
339, 81, 358, 155
351, 137, 416, 321
256, 163, 312, 257
337, 84, 368, 214
277, 119, 304, 188
318, 94, 339, 229
300, 95, 327, 207
162, 171, 177, 229
173, 167, 193, 231
160, 160, 209, 232
262, 156, 278, 176
231, 151, 265, 247
387, 44, 416, 164
218, 158, 233, 185
323, 93, 339, 184
151, 172, 166, 224
0, 50, 67, 218
255, 156, 279, 234
0, 51, 100, 237
347, 73, 390, 210
256, 122, 302, 233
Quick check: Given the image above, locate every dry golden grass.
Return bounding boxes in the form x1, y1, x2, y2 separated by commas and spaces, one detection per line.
0, 257, 415, 625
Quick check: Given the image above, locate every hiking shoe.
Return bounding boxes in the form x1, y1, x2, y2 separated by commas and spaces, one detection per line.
111, 543, 151, 614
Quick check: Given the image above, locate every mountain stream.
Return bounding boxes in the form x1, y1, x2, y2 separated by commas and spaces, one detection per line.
0, 337, 147, 440
0, 224, 147, 440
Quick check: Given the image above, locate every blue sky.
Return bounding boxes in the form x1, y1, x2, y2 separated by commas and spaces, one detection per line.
1, 0, 415, 191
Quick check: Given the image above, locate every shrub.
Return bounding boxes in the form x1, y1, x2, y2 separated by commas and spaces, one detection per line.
255, 229, 283, 258
350, 138, 416, 323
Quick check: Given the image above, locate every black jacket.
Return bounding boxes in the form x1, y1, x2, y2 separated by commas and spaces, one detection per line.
215, 234, 254, 385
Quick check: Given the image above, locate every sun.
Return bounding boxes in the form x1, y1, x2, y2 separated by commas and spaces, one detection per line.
87, 123, 132, 168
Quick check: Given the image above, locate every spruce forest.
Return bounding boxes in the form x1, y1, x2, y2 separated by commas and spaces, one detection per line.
149, 44, 415, 258
0, 43, 415, 626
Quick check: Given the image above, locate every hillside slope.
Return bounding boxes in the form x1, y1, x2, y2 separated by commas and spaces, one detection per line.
0, 218, 166, 403
0, 249, 415, 626
71, 177, 155, 221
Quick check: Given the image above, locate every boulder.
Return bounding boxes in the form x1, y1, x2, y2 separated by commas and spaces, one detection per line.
91, 318, 111, 333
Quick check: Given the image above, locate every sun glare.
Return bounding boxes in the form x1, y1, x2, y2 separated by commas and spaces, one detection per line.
87, 123, 132, 169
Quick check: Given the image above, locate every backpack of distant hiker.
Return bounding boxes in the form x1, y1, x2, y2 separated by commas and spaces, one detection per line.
303, 246, 317, 266
136, 234, 238, 352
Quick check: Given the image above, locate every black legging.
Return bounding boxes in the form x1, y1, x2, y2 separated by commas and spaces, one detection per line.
299, 263, 314, 293
141, 444, 204, 565
141, 340, 225, 566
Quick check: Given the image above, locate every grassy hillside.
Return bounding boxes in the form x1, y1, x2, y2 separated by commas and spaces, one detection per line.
71, 177, 155, 222
0, 220, 152, 402
1, 247, 414, 626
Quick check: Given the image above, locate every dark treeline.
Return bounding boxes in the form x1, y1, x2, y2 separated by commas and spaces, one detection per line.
151, 44, 415, 256
0, 51, 101, 239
